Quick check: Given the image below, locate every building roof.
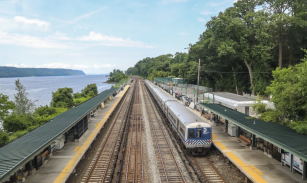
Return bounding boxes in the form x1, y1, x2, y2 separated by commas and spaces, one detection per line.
204, 92, 273, 107
200, 103, 307, 162
0, 87, 119, 181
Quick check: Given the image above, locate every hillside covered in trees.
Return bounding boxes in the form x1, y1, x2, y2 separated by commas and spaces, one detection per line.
0, 67, 85, 78
127, 0, 307, 96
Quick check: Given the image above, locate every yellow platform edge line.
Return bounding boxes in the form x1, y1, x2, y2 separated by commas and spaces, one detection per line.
73, 146, 81, 152
214, 143, 267, 183
53, 85, 130, 183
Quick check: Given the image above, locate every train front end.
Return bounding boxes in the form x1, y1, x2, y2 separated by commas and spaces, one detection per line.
185, 122, 212, 155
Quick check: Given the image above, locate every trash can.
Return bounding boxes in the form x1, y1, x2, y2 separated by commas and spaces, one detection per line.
228, 125, 237, 137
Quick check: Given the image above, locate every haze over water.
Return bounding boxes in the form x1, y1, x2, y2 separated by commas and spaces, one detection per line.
0, 75, 113, 107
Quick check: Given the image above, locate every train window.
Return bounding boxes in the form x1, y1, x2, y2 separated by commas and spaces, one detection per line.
196, 129, 202, 138
188, 129, 195, 139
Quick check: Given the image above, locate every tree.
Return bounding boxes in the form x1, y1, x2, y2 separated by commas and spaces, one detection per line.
81, 84, 98, 96
0, 129, 9, 146
50, 87, 74, 108
261, 0, 293, 70
261, 50, 307, 134
14, 79, 36, 115
0, 94, 15, 120
107, 73, 128, 82
208, 1, 271, 95
3, 113, 34, 132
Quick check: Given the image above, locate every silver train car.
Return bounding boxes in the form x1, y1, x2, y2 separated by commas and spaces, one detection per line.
145, 80, 212, 155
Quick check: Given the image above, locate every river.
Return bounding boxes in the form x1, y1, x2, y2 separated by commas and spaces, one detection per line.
0, 75, 113, 128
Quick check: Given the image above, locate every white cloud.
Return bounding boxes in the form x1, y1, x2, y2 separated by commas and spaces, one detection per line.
48, 31, 71, 41
200, 11, 213, 15
179, 32, 189, 36
77, 31, 154, 48
0, 31, 69, 49
73, 7, 107, 22
14, 16, 50, 29
198, 18, 206, 22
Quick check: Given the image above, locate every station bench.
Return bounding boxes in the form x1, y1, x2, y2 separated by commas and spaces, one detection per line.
237, 135, 251, 146
203, 113, 211, 120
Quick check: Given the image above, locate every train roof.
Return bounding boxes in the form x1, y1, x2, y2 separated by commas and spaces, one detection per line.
165, 100, 208, 127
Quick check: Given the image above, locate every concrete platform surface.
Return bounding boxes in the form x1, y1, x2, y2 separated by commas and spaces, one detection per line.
24, 85, 130, 183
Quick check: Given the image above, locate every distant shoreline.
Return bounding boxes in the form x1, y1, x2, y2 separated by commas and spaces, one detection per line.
0, 67, 86, 78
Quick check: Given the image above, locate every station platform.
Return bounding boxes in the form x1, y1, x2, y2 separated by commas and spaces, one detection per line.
160, 87, 306, 183
24, 85, 130, 183
210, 122, 306, 183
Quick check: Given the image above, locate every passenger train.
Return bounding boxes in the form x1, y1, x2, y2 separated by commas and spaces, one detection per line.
145, 80, 212, 155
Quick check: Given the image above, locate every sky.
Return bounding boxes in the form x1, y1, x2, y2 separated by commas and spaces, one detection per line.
0, 0, 236, 74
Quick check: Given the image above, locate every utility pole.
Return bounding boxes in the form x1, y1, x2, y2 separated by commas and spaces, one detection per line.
196, 58, 200, 103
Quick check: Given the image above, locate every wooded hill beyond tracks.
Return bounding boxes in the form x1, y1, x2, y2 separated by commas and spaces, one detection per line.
0, 67, 85, 78
126, 0, 307, 96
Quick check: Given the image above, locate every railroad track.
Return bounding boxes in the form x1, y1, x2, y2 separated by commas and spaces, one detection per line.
122, 79, 144, 183
141, 80, 186, 183
143, 80, 227, 183
193, 157, 226, 183
81, 82, 134, 183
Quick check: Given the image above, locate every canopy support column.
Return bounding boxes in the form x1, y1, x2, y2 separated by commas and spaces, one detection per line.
290, 154, 294, 173
225, 120, 228, 132
250, 134, 257, 150
303, 161, 306, 180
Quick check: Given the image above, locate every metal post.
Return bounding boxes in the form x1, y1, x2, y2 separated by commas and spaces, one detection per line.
225, 120, 228, 132
186, 84, 187, 96
236, 126, 240, 137
196, 58, 200, 103
290, 154, 294, 172
213, 94, 215, 104
303, 161, 306, 180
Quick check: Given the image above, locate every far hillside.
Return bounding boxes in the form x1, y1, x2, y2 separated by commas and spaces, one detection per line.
0, 67, 85, 78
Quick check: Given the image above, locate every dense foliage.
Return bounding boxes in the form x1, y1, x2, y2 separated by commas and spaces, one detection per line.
0, 81, 100, 146
127, 0, 307, 95
257, 50, 307, 134
107, 70, 128, 83
126, 0, 307, 134
50, 87, 74, 108
81, 84, 98, 96
73, 83, 98, 105
0, 94, 15, 119
0, 67, 85, 78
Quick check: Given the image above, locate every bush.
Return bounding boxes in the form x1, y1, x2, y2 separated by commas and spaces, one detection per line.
0, 130, 9, 146
3, 113, 34, 132
290, 121, 307, 135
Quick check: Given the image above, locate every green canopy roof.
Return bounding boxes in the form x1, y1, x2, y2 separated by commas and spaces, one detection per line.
200, 103, 307, 162
0, 87, 118, 182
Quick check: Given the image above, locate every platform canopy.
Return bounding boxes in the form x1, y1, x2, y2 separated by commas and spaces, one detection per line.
204, 92, 274, 107
200, 103, 307, 162
0, 87, 120, 182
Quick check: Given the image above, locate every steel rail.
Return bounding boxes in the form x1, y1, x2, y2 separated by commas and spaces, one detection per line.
142, 82, 186, 183
125, 95, 134, 183
83, 82, 134, 183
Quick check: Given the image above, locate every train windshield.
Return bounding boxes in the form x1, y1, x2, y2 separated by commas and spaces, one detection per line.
188, 129, 195, 138
196, 129, 202, 138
